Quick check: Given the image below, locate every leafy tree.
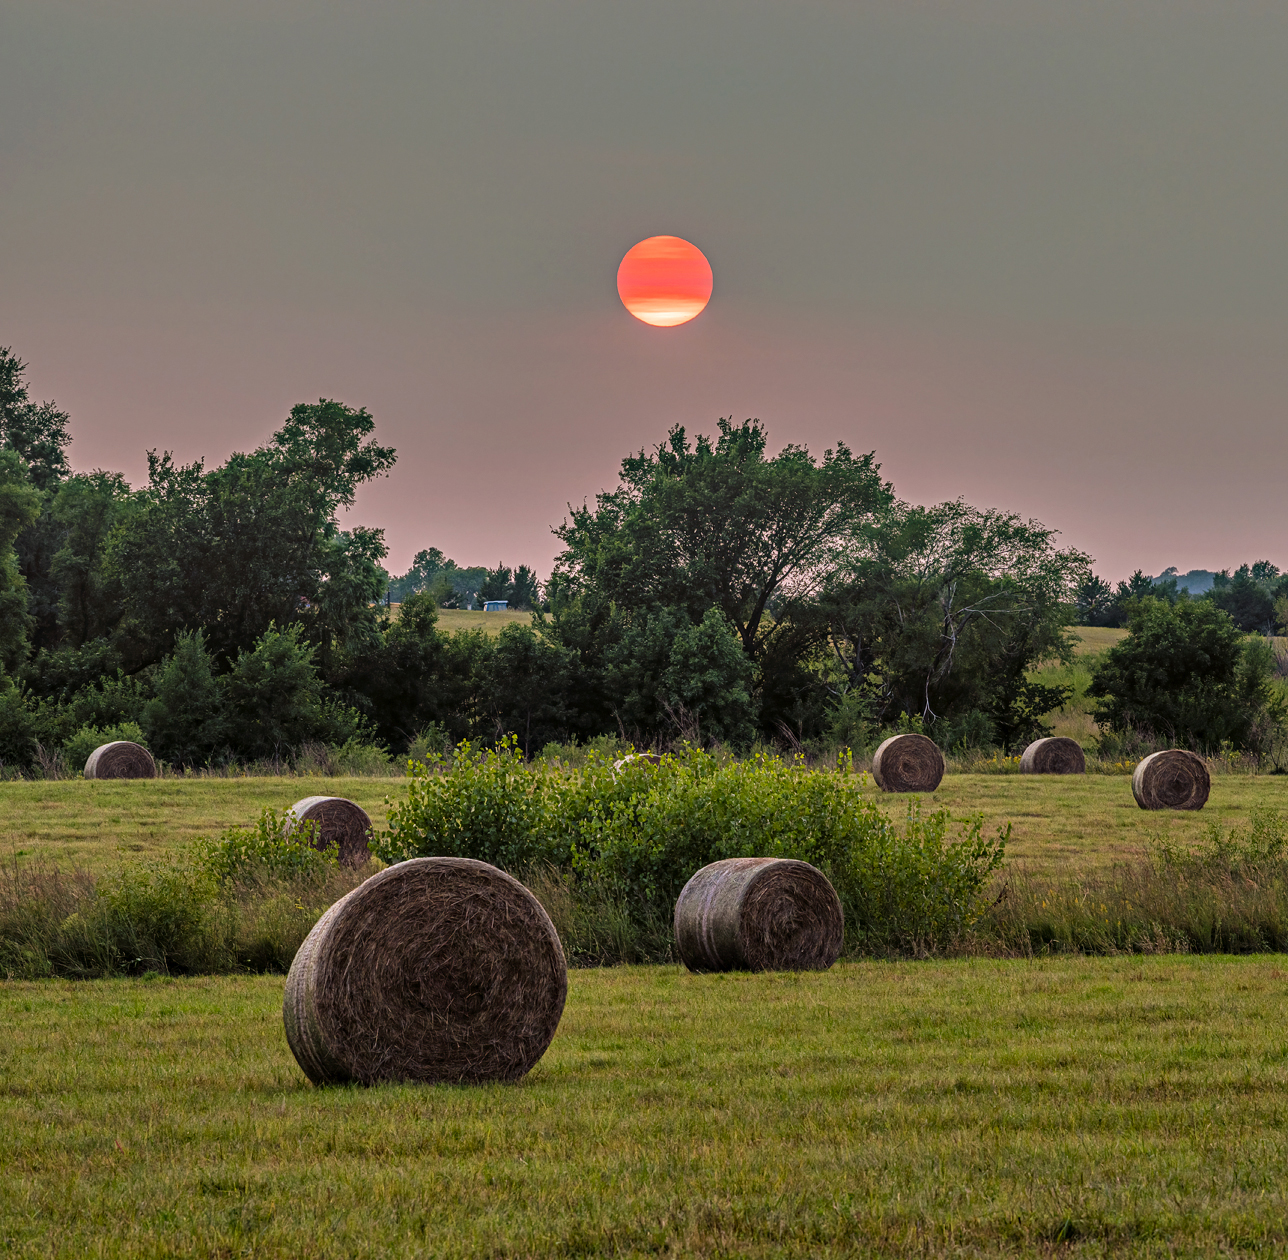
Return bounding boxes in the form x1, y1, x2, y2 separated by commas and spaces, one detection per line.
483, 623, 573, 756
143, 630, 228, 766
0, 450, 42, 675
480, 564, 512, 603
1210, 563, 1280, 634
1075, 574, 1116, 626
551, 419, 893, 662
0, 347, 71, 492
107, 399, 394, 667
813, 500, 1087, 746
333, 592, 492, 751
50, 473, 133, 648
223, 623, 363, 759
1088, 597, 1283, 752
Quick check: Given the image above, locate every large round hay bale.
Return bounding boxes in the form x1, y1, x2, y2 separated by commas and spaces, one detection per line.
83, 741, 156, 780
283, 857, 567, 1086
871, 733, 944, 792
1131, 749, 1210, 811
1020, 736, 1086, 775
673, 857, 843, 973
287, 797, 373, 868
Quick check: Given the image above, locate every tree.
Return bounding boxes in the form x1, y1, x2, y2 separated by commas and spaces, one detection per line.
1210, 563, 1280, 634
106, 399, 394, 667
552, 419, 893, 662
222, 623, 362, 759
50, 473, 133, 648
812, 500, 1087, 745
1088, 597, 1283, 752
483, 623, 573, 756
0, 347, 72, 492
0, 450, 42, 675
142, 630, 228, 766
1074, 574, 1116, 626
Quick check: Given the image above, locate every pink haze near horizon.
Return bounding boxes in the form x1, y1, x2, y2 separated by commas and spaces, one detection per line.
3, 2, 1287, 585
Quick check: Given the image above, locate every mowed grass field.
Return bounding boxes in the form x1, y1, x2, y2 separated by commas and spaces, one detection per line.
5, 772, 1285, 879
5, 958, 1288, 1257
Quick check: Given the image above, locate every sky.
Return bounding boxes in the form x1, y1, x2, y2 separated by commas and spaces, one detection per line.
2, 0, 1286, 583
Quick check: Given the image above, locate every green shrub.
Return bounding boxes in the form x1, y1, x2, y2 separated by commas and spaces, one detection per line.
377, 740, 1007, 959
197, 807, 337, 884
64, 720, 147, 774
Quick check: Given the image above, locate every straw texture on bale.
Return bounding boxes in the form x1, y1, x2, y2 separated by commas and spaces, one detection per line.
1020, 736, 1087, 775
871, 733, 945, 793
283, 857, 567, 1086
287, 797, 373, 868
674, 857, 844, 973
83, 741, 157, 780
1132, 749, 1210, 811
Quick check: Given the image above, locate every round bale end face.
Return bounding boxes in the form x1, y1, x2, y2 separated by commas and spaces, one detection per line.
288, 797, 373, 868
1132, 749, 1210, 810
674, 857, 843, 973
871, 733, 945, 792
1019, 737, 1086, 775
283, 857, 567, 1086
83, 741, 157, 780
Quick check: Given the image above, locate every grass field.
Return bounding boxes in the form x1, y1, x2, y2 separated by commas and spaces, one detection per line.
4, 773, 1286, 879
4, 958, 1288, 1257
390, 605, 540, 635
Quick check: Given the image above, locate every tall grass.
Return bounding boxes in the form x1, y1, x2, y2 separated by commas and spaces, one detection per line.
984, 808, 1288, 955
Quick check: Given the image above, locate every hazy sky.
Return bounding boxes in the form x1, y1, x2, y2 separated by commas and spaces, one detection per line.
3, 0, 1286, 581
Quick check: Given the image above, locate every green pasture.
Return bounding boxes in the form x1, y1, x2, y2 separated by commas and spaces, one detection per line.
5, 771, 1284, 881
4, 958, 1288, 1257
392, 605, 540, 635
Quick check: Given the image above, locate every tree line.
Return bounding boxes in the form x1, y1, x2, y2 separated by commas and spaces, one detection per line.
1, 342, 1279, 772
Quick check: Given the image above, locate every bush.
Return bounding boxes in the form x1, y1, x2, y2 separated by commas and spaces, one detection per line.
376, 740, 1007, 959
1089, 597, 1284, 752
64, 720, 148, 774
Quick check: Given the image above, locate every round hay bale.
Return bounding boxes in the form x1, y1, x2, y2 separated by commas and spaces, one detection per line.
1019, 736, 1086, 775
283, 857, 567, 1086
871, 733, 945, 793
287, 797, 373, 868
673, 857, 843, 973
1132, 749, 1210, 811
83, 741, 156, 780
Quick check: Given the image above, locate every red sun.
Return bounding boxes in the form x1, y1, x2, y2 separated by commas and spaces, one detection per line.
616, 236, 713, 327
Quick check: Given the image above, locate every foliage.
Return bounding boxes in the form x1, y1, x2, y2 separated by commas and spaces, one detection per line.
1089, 596, 1284, 752
0, 346, 71, 492
1209, 561, 1286, 634
142, 629, 227, 766
814, 499, 1086, 746
377, 741, 1006, 958
0, 449, 42, 675
63, 720, 148, 775
197, 808, 337, 884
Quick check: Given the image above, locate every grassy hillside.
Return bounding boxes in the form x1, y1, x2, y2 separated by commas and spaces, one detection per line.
4, 957, 1288, 1256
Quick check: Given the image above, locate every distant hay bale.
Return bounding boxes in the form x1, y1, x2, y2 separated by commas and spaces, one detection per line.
871, 733, 945, 793
83, 741, 156, 780
283, 857, 567, 1086
287, 797, 373, 868
673, 857, 844, 973
1132, 750, 1210, 811
1020, 736, 1087, 775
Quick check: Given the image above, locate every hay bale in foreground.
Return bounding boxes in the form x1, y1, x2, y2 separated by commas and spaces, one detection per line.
283, 857, 567, 1086
674, 857, 843, 973
1132, 749, 1210, 811
83, 741, 156, 780
1020, 736, 1086, 775
871, 733, 945, 792
287, 797, 373, 868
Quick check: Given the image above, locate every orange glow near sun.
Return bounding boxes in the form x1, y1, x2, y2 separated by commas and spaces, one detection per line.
617, 236, 713, 327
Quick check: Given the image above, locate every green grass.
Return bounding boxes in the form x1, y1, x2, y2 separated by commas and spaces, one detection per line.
391, 605, 541, 636
0, 778, 397, 874
6, 773, 1287, 881
4, 958, 1288, 1256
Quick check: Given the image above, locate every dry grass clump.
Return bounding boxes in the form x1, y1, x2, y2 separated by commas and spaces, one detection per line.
1132, 749, 1210, 810
871, 733, 945, 792
283, 857, 567, 1086
674, 857, 843, 972
83, 741, 156, 780
287, 796, 373, 868
1019, 736, 1086, 775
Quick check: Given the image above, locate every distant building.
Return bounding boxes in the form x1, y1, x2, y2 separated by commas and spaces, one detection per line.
483, 600, 509, 612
